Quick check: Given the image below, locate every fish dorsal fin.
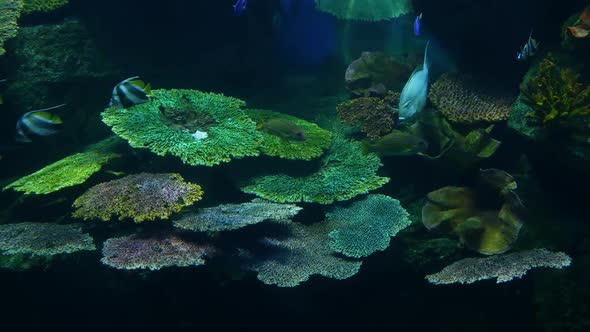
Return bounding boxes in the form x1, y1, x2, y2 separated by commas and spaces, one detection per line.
423, 41, 430, 71
143, 83, 152, 95
31, 111, 62, 124
129, 79, 145, 89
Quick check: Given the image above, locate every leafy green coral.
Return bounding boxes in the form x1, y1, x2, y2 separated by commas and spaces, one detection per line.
326, 194, 411, 258
102, 89, 262, 167
3, 137, 122, 195
22, 0, 68, 14
0, 0, 23, 56
241, 135, 389, 204
314, 0, 412, 21
246, 109, 331, 160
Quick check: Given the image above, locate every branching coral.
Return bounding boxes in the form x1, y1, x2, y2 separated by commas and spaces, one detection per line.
336, 93, 398, 139
4, 137, 122, 195
101, 233, 216, 270
246, 109, 332, 160
72, 173, 203, 223
173, 200, 302, 232
241, 222, 362, 287
425, 249, 572, 285
102, 89, 262, 166
22, 0, 68, 14
429, 74, 515, 123
241, 135, 389, 204
520, 55, 590, 127
314, 0, 412, 21
0, 0, 23, 56
0, 222, 95, 256
326, 194, 411, 258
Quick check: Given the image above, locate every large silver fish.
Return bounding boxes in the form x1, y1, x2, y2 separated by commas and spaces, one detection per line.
399, 42, 430, 120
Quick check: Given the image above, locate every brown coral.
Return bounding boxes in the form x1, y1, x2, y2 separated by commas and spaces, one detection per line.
429, 74, 515, 124
336, 92, 398, 139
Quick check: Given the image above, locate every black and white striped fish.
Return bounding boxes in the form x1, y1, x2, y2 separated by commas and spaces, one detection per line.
109, 76, 151, 108
516, 30, 539, 61
15, 104, 65, 143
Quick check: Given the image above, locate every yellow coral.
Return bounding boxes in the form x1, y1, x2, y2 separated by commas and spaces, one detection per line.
22, 0, 68, 14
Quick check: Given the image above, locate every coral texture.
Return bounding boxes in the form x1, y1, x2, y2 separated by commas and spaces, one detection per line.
241, 135, 389, 204
429, 74, 515, 123
173, 200, 301, 232
315, 0, 412, 21
22, 0, 68, 13
0, 222, 95, 256
101, 233, 216, 270
72, 173, 203, 223
345, 52, 412, 97
4, 137, 122, 195
326, 194, 411, 258
246, 109, 332, 160
102, 89, 262, 166
426, 249, 572, 285
0, 0, 23, 56
336, 93, 398, 139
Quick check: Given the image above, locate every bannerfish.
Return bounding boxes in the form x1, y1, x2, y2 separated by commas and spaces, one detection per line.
517, 30, 539, 61
414, 12, 423, 36
15, 104, 65, 143
234, 0, 247, 16
363, 130, 428, 156
399, 42, 430, 120
258, 118, 306, 141
109, 76, 151, 108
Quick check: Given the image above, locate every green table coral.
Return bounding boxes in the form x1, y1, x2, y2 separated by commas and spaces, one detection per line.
326, 194, 411, 258
102, 89, 262, 167
241, 135, 389, 204
3, 137, 122, 195
315, 0, 412, 21
246, 109, 331, 160
22, 0, 68, 14
0, 0, 23, 56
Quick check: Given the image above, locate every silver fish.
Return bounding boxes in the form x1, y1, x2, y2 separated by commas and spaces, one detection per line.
399, 42, 430, 120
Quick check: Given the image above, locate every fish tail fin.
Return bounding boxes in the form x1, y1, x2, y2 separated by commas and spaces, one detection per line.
423, 41, 430, 71
144, 83, 152, 96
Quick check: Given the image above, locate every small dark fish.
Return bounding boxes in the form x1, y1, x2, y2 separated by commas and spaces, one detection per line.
15, 104, 65, 143
414, 12, 423, 36
517, 30, 539, 61
363, 130, 428, 156
234, 0, 247, 16
258, 118, 306, 141
109, 76, 151, 108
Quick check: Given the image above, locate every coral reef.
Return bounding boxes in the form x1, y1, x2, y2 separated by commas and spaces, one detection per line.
325, 194, 411, 258
22, 0, 68, 14
72, 173, 203, 223
345, 52, 412, 97
336, 93, 398, 139
429, 74, 515, 123
4, 137, 122, 195
241, 135, 389, 204
102, 89, 262, 166
0, 222, 95, 256
425, 249, 572, 285
101, 233, 216, 271
246, 109, 332, 160
173, 200, 301, 232
241, 222, 362, 287
314, 0, 412, 21
0, 0, 22, 56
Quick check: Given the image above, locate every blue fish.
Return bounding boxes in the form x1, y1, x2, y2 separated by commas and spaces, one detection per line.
399, 42, 430, 120
234, 0, 247, 16
414, 13, 423, 36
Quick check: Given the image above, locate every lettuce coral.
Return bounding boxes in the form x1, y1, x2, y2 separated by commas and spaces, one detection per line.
101, 233, 216, 270
246, 109, 332, 160
72, 173, 203, 223
314, 0, 412, 21
22, 0, 68, 14
241, 135, 389, 204
102, 89, 262, 166
425, 249, 571, 285
4, 137, 122, 195
326, 194, 411, 258
0, 0, 23, 56
0, 222, 95, 256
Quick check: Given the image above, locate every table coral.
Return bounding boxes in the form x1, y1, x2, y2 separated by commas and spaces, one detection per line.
314, 0, 412, 21
72, 173, 203, 223
241, 135, 389, 204
326, 194, 411, 258
241, 222, 362, 287
0, 222, 95, 256
173, 200, 301, 232
4, 137, 122, 195
429, 74, 515, 123
246, 109, 332, 160
0, 0, 23, 56
425, 249, 572, 285
22, 0, 68, 14
102, 89, 262, 166
101, 233, 216, 271
337, 93, 398, 139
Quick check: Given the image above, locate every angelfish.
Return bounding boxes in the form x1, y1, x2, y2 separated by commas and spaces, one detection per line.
399, 42, 430, 120
234, 0, 247, 16
109, 76, 151, 109
516, 30, 539, 61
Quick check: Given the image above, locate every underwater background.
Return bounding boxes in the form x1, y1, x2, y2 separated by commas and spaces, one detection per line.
0, 0, 589, 331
